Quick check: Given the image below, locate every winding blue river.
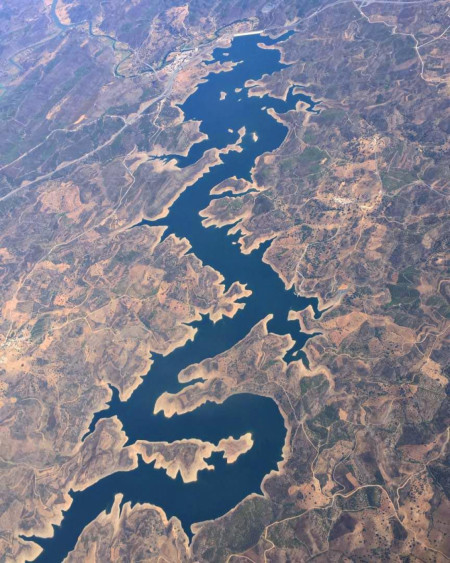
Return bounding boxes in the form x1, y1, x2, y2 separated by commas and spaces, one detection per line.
31, 33, 319, 561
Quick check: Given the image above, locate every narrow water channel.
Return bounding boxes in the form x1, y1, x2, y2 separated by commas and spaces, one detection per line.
31, 33, 319, 561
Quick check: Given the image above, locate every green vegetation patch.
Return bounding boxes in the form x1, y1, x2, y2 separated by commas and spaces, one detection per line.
425, 295, 450, 319
316, 108, 346, 124
386, 283, 420, 307
113, 249, 141, 265
31, 316, 48, 343
300, 374, 325, 395
327, 420, 354, 448
280, 156, 297, 173
337, 486, 382, 511
266, 512, 306, 549
397, 266, 420, 286
197, 497, 274, 561
303, 129, 317, 144
229, 198, 245, 211
316, 404, 339, 426
380, 168, 416, 192
394, 44, 416, 65
306, 419, 328, 443
298, 146, 327, 163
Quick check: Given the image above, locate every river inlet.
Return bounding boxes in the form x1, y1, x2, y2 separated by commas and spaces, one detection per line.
32, 32, 319, 562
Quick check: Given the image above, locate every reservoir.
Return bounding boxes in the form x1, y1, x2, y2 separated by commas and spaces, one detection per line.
31, 32, 319, 561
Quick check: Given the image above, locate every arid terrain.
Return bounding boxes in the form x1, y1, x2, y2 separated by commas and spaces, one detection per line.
0, 0, 448, 562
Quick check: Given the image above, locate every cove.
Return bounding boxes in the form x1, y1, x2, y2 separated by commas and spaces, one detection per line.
31, 33, 319, 562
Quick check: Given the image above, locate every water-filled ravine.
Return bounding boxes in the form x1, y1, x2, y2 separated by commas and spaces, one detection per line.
32, 33, 319, 561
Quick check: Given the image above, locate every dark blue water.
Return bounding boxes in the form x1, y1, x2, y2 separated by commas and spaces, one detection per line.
30, 34, 319, 561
